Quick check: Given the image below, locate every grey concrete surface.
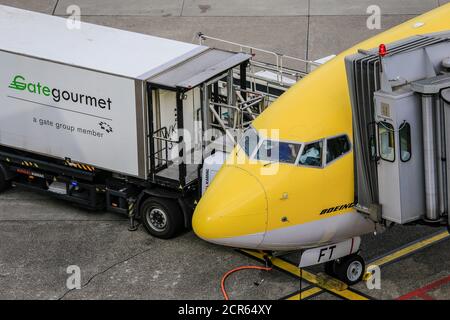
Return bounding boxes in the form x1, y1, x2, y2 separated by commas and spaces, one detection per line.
0, 0, 57, 13
78, 15, 308, 70
353, 236, 450, 300
0, 213, 301, 300
0, 0, 449, 300
181, 0, 309, 16
309, 0, 438, 15
308, 15, 415, 58
2, 0, 448, 18
51, 0, 448, 17
55, 0, 184, 16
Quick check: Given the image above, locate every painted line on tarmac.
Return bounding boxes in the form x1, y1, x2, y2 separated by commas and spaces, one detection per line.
284, 287, 323, 300
239, 249, 373, 300
368, 230, 450, 268
303, 230, 449, 300
240, 230, 449, 300
396, 275, 450, 300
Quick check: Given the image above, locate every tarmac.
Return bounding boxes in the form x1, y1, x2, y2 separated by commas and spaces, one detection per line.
0, 0, 449, 300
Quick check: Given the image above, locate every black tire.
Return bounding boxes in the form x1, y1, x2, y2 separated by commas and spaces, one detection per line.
140, 197, 184, 239
0, 167, 11, 193
334, 254, 365, 285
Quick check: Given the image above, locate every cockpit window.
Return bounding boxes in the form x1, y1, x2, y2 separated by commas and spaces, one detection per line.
326, 135, 351, 163
298, 140, 323, 167
238, 127, 259, 157
256, 140, 302, 164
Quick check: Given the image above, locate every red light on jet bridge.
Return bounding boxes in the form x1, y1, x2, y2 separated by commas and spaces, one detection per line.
379, 44, 387, 57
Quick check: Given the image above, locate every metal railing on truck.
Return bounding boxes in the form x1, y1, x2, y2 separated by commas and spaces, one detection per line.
194, 33, 318, 141
152, 126, 179, 173
197, 32, 320, 91
208, 88, 266, 135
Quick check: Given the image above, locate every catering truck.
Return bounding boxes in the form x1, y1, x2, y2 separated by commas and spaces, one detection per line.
0, 6, 309, 238
0, 5, 251, 238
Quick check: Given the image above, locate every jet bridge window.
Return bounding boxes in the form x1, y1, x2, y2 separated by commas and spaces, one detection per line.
256, 140, 301, 164
298, 140, 323, 167
378, 122, 395, 162
399, 122, 411, 162
326, 135, 351, 164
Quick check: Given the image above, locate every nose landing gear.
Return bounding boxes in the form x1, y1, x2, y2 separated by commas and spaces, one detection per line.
324, 254, 366, 285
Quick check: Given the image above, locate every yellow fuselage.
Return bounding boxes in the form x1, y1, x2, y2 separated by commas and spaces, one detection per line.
193, 5, 450, 251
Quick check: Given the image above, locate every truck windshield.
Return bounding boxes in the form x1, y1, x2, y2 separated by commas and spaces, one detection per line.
256, 139, 302, 164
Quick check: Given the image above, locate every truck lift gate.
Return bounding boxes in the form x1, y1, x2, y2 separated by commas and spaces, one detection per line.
145, 49, 252, 190
345, 31, 450, 229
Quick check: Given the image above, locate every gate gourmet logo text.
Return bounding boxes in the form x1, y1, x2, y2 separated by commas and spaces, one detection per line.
8, 74, 113, 111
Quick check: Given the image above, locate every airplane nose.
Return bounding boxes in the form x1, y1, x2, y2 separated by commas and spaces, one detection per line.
192, 166, 268, 248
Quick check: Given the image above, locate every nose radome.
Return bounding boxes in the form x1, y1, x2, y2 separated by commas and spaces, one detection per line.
192, 166, 268, 248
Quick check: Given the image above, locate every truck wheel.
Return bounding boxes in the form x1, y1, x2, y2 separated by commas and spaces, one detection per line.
334, 254, 365, 285
141, 197, 184, 239
0, 167, 11, 193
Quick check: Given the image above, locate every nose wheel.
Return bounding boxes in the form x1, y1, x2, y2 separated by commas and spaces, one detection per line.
324, 254, 365, 285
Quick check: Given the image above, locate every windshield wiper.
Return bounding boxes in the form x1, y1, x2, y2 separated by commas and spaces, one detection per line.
263, 160, 276, 167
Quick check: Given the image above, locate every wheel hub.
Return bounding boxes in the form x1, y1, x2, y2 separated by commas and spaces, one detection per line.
147, 208, 167, 231
347, 261, 363, 282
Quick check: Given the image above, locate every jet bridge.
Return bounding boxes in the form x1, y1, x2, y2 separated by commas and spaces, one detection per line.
345, 31, 450, 229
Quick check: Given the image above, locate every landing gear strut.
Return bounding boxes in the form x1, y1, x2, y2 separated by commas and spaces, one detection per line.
325, 254, 366, 285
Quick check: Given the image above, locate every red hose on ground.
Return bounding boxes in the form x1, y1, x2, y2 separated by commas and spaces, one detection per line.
220, 265, 273, 300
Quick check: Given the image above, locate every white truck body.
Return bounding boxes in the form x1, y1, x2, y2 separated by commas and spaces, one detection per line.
0, 5, 205, 179
0, 51, 144, 177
